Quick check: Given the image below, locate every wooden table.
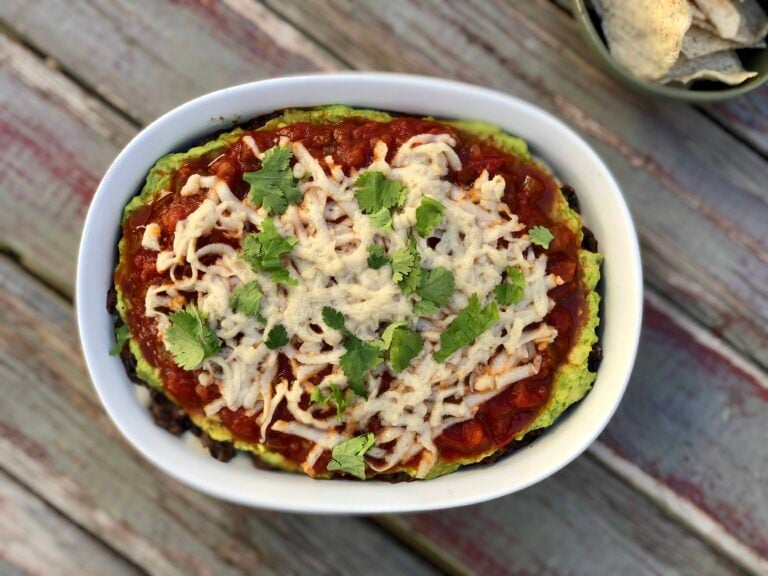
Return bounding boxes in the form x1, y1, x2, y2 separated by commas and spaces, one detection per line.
1, 1, 766, 574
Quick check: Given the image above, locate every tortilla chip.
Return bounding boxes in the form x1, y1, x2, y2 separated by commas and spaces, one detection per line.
694, 0, 768, 43
662, 49, 758, 85
601, 0, 692, 80
681, 24, 767, 57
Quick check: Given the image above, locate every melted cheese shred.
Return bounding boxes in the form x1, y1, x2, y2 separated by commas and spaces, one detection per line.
144, 133, 561, 478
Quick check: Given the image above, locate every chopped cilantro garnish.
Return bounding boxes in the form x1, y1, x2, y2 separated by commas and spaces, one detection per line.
310, 383, 348, 422
388, 325, 423, 373
322, 307, 382, 395
242, 217, 297, 285
165, 305, 221, 370
243, 146, 302, 215
413, 300, 438, 317
321, 306, 347, 333
367, 244, 391, 269
340, 338, 382, 397
369, 207, 393, 232
392, 237, 421, 294
230, 281, 263, 316
265, 324, 289, 349
391, 245, 416, 283
415, 196, 445, 237
327, 433, 375, 480
529, 225, 554, 249
494, 267, 525, 306
434, 294, 499, 362
371, 322, 422, 373
355, 171, 406, 214
417, 266, 455, 308
109, 324, 130, 356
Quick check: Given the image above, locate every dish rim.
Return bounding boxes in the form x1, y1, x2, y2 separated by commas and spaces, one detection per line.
76, 72, 643, 513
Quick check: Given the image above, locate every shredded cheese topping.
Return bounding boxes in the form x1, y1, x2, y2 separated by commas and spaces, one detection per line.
144, 133, 561, 478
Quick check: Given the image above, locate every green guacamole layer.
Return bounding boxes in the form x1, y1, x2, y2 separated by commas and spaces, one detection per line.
115, 105, 602, 479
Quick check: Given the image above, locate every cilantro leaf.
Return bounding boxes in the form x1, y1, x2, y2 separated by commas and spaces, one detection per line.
310, 387, 327, 404
340, 338, 382, 397
230, 281, 263, 316
434, 294, 499, 362
415, 196, 445, 237
392, 237, 422, 294
109, 324, 130, 356
367, 244, 391, 269
165, 305, 221, 370
388, 326, 423, 373
369, 207, 393, 232
413, 299, 438, 317
529, 225, 554, 249
355, 171, 406, 214
327, 433, 375, 480
310, 384, 348, 422
243, 146, 302, 215
322, 306, 347, 333
494, 267, 525, 306
269, 268, 298, 286
265, 324, 289, 349
242, 218, 297, 285
417, 266, 455, 308
391, 245, 416, 283
377, 321, 408, 350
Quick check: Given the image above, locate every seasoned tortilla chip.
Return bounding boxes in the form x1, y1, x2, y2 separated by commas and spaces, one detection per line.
682, 24, 766, 58
662, 49, 758, 85
694, 0, 768, 43
601, 0, 692, 80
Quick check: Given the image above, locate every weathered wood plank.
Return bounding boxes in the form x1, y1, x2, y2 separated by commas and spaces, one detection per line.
382, 454, 745, 576
0, 257, 440, 576
0, 0, 338, 124
262, 0, 768, 371
707, 87, 768, 158
0, 469, 143, 576
0, 255, 745, 576
0, 32, 134, 294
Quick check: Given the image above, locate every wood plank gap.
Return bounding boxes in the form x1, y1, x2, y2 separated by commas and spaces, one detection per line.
697, 107, 768, 163
0, 246, 72, 303
0, 18, 143, 129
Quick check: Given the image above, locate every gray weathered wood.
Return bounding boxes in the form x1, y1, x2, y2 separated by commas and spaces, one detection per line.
381, 454, 745, 576
0, 254, 745, 576
0, 255, 440, 576
0, 469, 143, 576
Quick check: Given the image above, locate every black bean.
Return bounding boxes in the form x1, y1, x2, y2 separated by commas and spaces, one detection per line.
581, 226, 599, 252
561, 184, 580, 214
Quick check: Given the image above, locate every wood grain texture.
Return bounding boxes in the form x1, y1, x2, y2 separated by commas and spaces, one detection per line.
707, 87, 768, 158
381, 455, 744, 576
262, 0, 768, 371
0, 256, 439, 576
0, 255, 745, 576
0, 0, 338, 125
0, 33, 133, 293
0, 469, 142, 576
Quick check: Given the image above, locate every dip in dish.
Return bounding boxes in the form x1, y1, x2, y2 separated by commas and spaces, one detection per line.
110, 105, 602, 481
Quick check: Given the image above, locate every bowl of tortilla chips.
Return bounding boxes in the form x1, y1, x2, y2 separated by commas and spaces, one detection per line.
573, 0, 768, 101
